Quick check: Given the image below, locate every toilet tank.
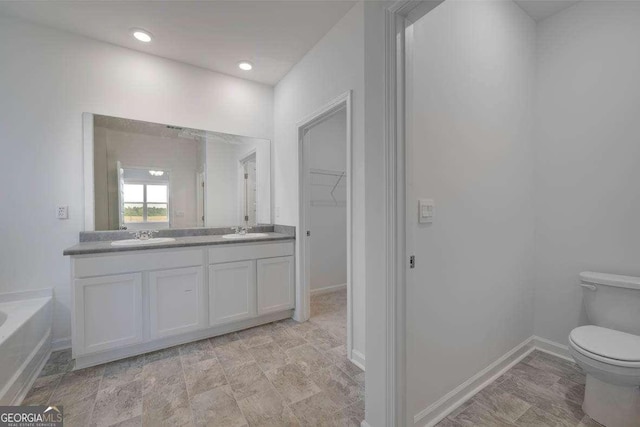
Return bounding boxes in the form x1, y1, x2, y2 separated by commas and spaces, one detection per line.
580, 272, 640, 335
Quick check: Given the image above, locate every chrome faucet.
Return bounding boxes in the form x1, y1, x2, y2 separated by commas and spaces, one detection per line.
130, 230, 157, 240
231, 226, 252, 235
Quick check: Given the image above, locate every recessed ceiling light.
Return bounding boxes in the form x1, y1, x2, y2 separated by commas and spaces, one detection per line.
238, 61, 253, 71
132, 29, 152, 43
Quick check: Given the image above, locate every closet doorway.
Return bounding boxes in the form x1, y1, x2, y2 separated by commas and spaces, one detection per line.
297, 91, 355, 364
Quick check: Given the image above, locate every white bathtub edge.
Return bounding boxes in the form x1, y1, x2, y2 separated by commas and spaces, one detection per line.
0, 288, 52, 304
0, 328, 52, 405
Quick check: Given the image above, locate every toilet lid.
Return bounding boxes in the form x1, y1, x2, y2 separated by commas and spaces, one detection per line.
570, 326, 640, 362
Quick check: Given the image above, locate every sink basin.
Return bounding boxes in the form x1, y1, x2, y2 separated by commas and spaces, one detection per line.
111, 237, 176, 247
222, 233, 269, 239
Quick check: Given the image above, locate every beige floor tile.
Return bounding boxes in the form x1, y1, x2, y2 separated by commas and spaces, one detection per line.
270, 327, 307, 350
289, 391, 341, 426
308, 365, 361, 408
143, 379, 193, 427
214, 340, 255, 371
109, 415, 142, 427
471, 382, 530, 423
209, 332, 240, 348
141, 356, 184, 395
183, 357, 227, 397
264, 363, 321, 405
21, 373, 62, 405
190, 385, 247, 427
100, 355, 144, 391
91, 380, 142, 427
50, 367, 103, 407
515, 405, 574, 427
144, 346, 181, 364
451, 401, 516, 426
225, 361, 274, 400
39, 349, 74, 377
285, 344, 332, 375
57, 392, 97, 427
249, 341, 288, 372
506, 361, 561, 388
237, 388, 300, 427
301, 328, 342, 352
237, 324, 276, 348
179, 339, 217, 365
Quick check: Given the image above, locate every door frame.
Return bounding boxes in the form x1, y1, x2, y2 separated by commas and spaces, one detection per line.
382, 1, 444, 426
295, 90, 354, 362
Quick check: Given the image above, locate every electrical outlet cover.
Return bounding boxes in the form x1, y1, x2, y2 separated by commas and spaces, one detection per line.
57, 205, 69, 219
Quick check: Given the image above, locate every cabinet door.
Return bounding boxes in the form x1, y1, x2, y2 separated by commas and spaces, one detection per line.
74, 273, 143, 355
149, 267, 203, 339
257, 256, 295, 315
209, 261, 256, 326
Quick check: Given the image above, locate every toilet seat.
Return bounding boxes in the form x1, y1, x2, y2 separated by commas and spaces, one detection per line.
570, 326, 640, 368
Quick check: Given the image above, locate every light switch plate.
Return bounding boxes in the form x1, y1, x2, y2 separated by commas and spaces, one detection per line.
418, 199, 434, 224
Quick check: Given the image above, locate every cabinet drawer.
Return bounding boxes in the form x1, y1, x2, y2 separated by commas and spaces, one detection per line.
208, 241, 293, 264
74, 249, 203, 278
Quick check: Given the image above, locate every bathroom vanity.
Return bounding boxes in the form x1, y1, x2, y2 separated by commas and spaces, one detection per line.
64, 228, 295, 369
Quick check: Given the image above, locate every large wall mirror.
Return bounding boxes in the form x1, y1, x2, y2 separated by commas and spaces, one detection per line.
84, 114, 271, 230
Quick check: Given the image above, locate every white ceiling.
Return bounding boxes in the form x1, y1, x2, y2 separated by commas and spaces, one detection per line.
514, 0, 581, 21
0, 1, 356, 86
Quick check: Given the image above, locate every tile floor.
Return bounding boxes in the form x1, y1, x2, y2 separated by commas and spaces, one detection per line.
23, 288, 364, 426
436, 350, 603, 427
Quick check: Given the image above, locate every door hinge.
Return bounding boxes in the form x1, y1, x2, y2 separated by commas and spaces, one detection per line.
244, 173, 249, 179
306, 230, 311, 237
409, 255, 415, 269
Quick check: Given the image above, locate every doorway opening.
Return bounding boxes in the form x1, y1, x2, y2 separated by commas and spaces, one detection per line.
296, 91, 359, 366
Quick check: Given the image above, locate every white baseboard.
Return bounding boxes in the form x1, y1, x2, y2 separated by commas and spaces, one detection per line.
51, 337, 71, 351
310, 283, 347, 296
413, 335, 573, 426
530, 335, 572, 361
350, 349, 366, 371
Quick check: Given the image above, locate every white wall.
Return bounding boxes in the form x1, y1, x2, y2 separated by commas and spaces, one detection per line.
407, 0, 536, 421
0, 17, 273, 344
533, 1, 640, 344
307, 111, 347, 291
94, 127, 201, 230
273, 2, 366, 360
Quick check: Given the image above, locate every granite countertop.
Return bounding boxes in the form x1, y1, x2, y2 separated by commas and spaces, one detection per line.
63, 232, 295, 256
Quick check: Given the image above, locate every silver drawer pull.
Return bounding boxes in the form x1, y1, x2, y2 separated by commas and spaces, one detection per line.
184, 289, 193, 293
580, 283, 597, 291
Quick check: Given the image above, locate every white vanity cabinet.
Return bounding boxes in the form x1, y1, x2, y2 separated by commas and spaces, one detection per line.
70, 239, 294, 369
209, 261, 256, 325
149, 266, 204, 339
73, 273, 143, 355
257, 256, 295, 315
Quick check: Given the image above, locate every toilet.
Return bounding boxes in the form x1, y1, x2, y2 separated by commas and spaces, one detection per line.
569, 272, 640, 427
